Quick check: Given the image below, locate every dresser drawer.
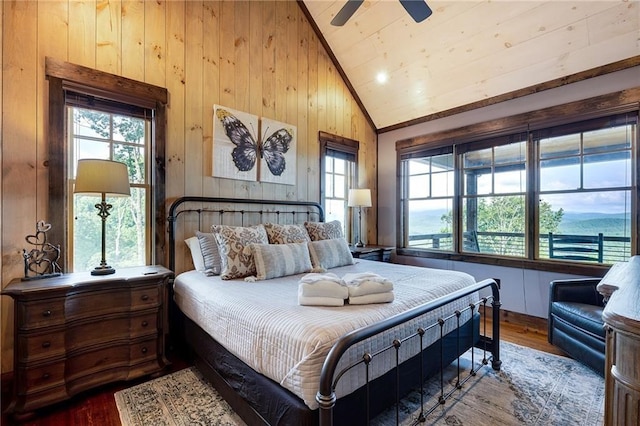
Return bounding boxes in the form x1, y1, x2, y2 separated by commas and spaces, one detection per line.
65, 289, 131, 319
18, 299, 65, 329
18, 362, 65, 395
66, 316, 131, 350
66, 343, 130, 380
18, 330, 66, 363
131, 312, 159, 338
131, 285, 161, 309
130, 338, 158, 363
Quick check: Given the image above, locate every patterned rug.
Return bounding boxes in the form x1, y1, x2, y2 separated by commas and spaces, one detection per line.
114, 341, 604, 426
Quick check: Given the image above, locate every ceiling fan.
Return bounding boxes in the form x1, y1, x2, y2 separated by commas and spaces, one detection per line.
331, 0, 433, 26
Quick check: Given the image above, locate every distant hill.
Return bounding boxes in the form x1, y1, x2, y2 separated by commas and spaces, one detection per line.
559, 213, 630, 237
408, 209, 449, 234
407, 210, 630, 238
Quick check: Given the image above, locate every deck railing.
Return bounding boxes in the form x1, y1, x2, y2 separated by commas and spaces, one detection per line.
407, 232, 631, 263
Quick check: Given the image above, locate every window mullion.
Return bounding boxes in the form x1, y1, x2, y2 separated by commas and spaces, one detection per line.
528, 131, 537, 260
453, 145, 462, 253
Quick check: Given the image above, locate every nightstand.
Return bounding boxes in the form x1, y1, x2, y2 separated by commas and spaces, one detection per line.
350, 245, 394, 262
1, 265, 173, 415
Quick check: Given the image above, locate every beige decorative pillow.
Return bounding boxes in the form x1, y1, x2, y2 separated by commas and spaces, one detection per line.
263, 223, 310, 244
249, 242, 312, 280
308, 238, 354, 269
195, 231, 221, 276
304, 220, 343, 241
213, 225, 268, 280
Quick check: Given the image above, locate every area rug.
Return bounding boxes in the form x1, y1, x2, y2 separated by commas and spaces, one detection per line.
115, 341, 604, 426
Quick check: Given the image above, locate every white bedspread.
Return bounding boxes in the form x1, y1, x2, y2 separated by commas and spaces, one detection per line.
173, 259, 478, 410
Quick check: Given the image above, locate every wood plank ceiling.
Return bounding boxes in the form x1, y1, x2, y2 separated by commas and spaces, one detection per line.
301, 0, 640, 130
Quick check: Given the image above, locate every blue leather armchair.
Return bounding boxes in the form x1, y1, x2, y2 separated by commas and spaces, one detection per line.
548, 278, 605, 376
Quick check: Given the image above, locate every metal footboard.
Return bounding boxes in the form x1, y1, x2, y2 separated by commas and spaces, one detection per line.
317, 278, 501, 426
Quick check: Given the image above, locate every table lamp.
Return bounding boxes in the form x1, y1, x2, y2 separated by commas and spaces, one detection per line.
74, 159, 131, 275
348, 188, 372, 247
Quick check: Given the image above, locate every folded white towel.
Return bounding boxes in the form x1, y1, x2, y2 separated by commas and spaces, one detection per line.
348, 292, 395, 305
343, 272, 394, 297
298, 295, 345, 307
300, 272, 343, 284
298, 272, 348, 299
299, 281, 349, 299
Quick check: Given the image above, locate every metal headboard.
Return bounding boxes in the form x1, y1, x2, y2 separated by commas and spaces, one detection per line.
167, 196, 324, 273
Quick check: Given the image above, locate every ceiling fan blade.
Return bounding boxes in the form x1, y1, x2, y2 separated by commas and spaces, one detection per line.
330, 0, 364, 26
399, 0, 432, 23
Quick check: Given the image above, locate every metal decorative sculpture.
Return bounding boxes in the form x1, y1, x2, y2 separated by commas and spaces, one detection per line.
22, 220, 61, 280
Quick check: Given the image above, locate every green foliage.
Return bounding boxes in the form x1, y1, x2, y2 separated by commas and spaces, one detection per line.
438, 196, 564, 255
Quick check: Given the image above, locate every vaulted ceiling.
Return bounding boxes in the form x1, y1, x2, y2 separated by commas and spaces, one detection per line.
301, 1, 640, 131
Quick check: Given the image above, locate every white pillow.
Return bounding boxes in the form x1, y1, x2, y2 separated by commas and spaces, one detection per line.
308, 238, 354, 269
184, 236, 206, 271
249, 242, 312, 280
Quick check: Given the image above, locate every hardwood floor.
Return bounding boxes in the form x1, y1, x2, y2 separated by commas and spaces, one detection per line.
1, 312, 565, 426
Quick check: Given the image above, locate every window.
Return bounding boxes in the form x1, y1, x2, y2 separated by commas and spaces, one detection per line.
68, 104, 151, 272
319, 132, 359, 239
401, 149, 454, 250
536, 114, 635, 264
398, 106, 638, 269
460, 134, 527, 257
46, 58, 167, 271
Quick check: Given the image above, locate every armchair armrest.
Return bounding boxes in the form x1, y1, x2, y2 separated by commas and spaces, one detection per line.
549, 278, 604, 306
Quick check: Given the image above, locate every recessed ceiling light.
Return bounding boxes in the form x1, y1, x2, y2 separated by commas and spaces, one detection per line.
376, 72, 388, 84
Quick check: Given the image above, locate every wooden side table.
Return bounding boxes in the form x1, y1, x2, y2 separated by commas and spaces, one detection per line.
2, 265, 173, 416
350, 245, 394, 262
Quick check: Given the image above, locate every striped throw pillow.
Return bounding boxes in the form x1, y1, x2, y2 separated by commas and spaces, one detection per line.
308, 238, 354, 270
249, 242, 312, 280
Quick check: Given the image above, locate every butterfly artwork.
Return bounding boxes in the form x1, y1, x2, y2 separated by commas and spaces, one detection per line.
212, 105, 297, 185
258, 116, 296, 185
213, 105, 259, 182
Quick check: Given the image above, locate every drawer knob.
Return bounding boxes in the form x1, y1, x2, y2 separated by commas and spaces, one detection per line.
141, 320, 148, 327
42, 310, 52, 317
42, 373, 50, 380
141, 347, 148, 354
141, 294, 149, 301
42, 341, 51, 348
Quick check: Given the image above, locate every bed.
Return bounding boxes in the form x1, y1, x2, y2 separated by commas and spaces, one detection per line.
167, 196, 501, 426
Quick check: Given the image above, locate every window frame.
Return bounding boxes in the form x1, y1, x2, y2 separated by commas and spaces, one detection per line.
395, 88, 640, 276
319, 131, 359, 241
46, 57, 168, 271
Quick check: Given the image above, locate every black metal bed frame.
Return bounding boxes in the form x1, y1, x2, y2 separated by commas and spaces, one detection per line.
167, 196, 501, 426
168, 196, 324, 273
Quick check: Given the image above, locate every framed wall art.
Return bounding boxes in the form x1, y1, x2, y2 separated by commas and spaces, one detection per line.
212, 105, 297, 185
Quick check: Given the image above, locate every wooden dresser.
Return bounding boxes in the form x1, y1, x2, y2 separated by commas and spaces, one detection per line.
2, 265, 173, 415
597, 256, 640, 426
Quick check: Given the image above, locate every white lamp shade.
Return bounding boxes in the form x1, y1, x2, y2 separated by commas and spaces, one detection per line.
74, 159, 131, 196
348, 188, 372, 208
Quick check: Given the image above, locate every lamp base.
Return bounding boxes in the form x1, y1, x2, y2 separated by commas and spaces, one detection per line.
91, 265, 116, 275
355, 241, 365, 248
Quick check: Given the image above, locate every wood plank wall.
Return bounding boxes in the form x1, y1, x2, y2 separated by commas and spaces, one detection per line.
0, 0, 378, 374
